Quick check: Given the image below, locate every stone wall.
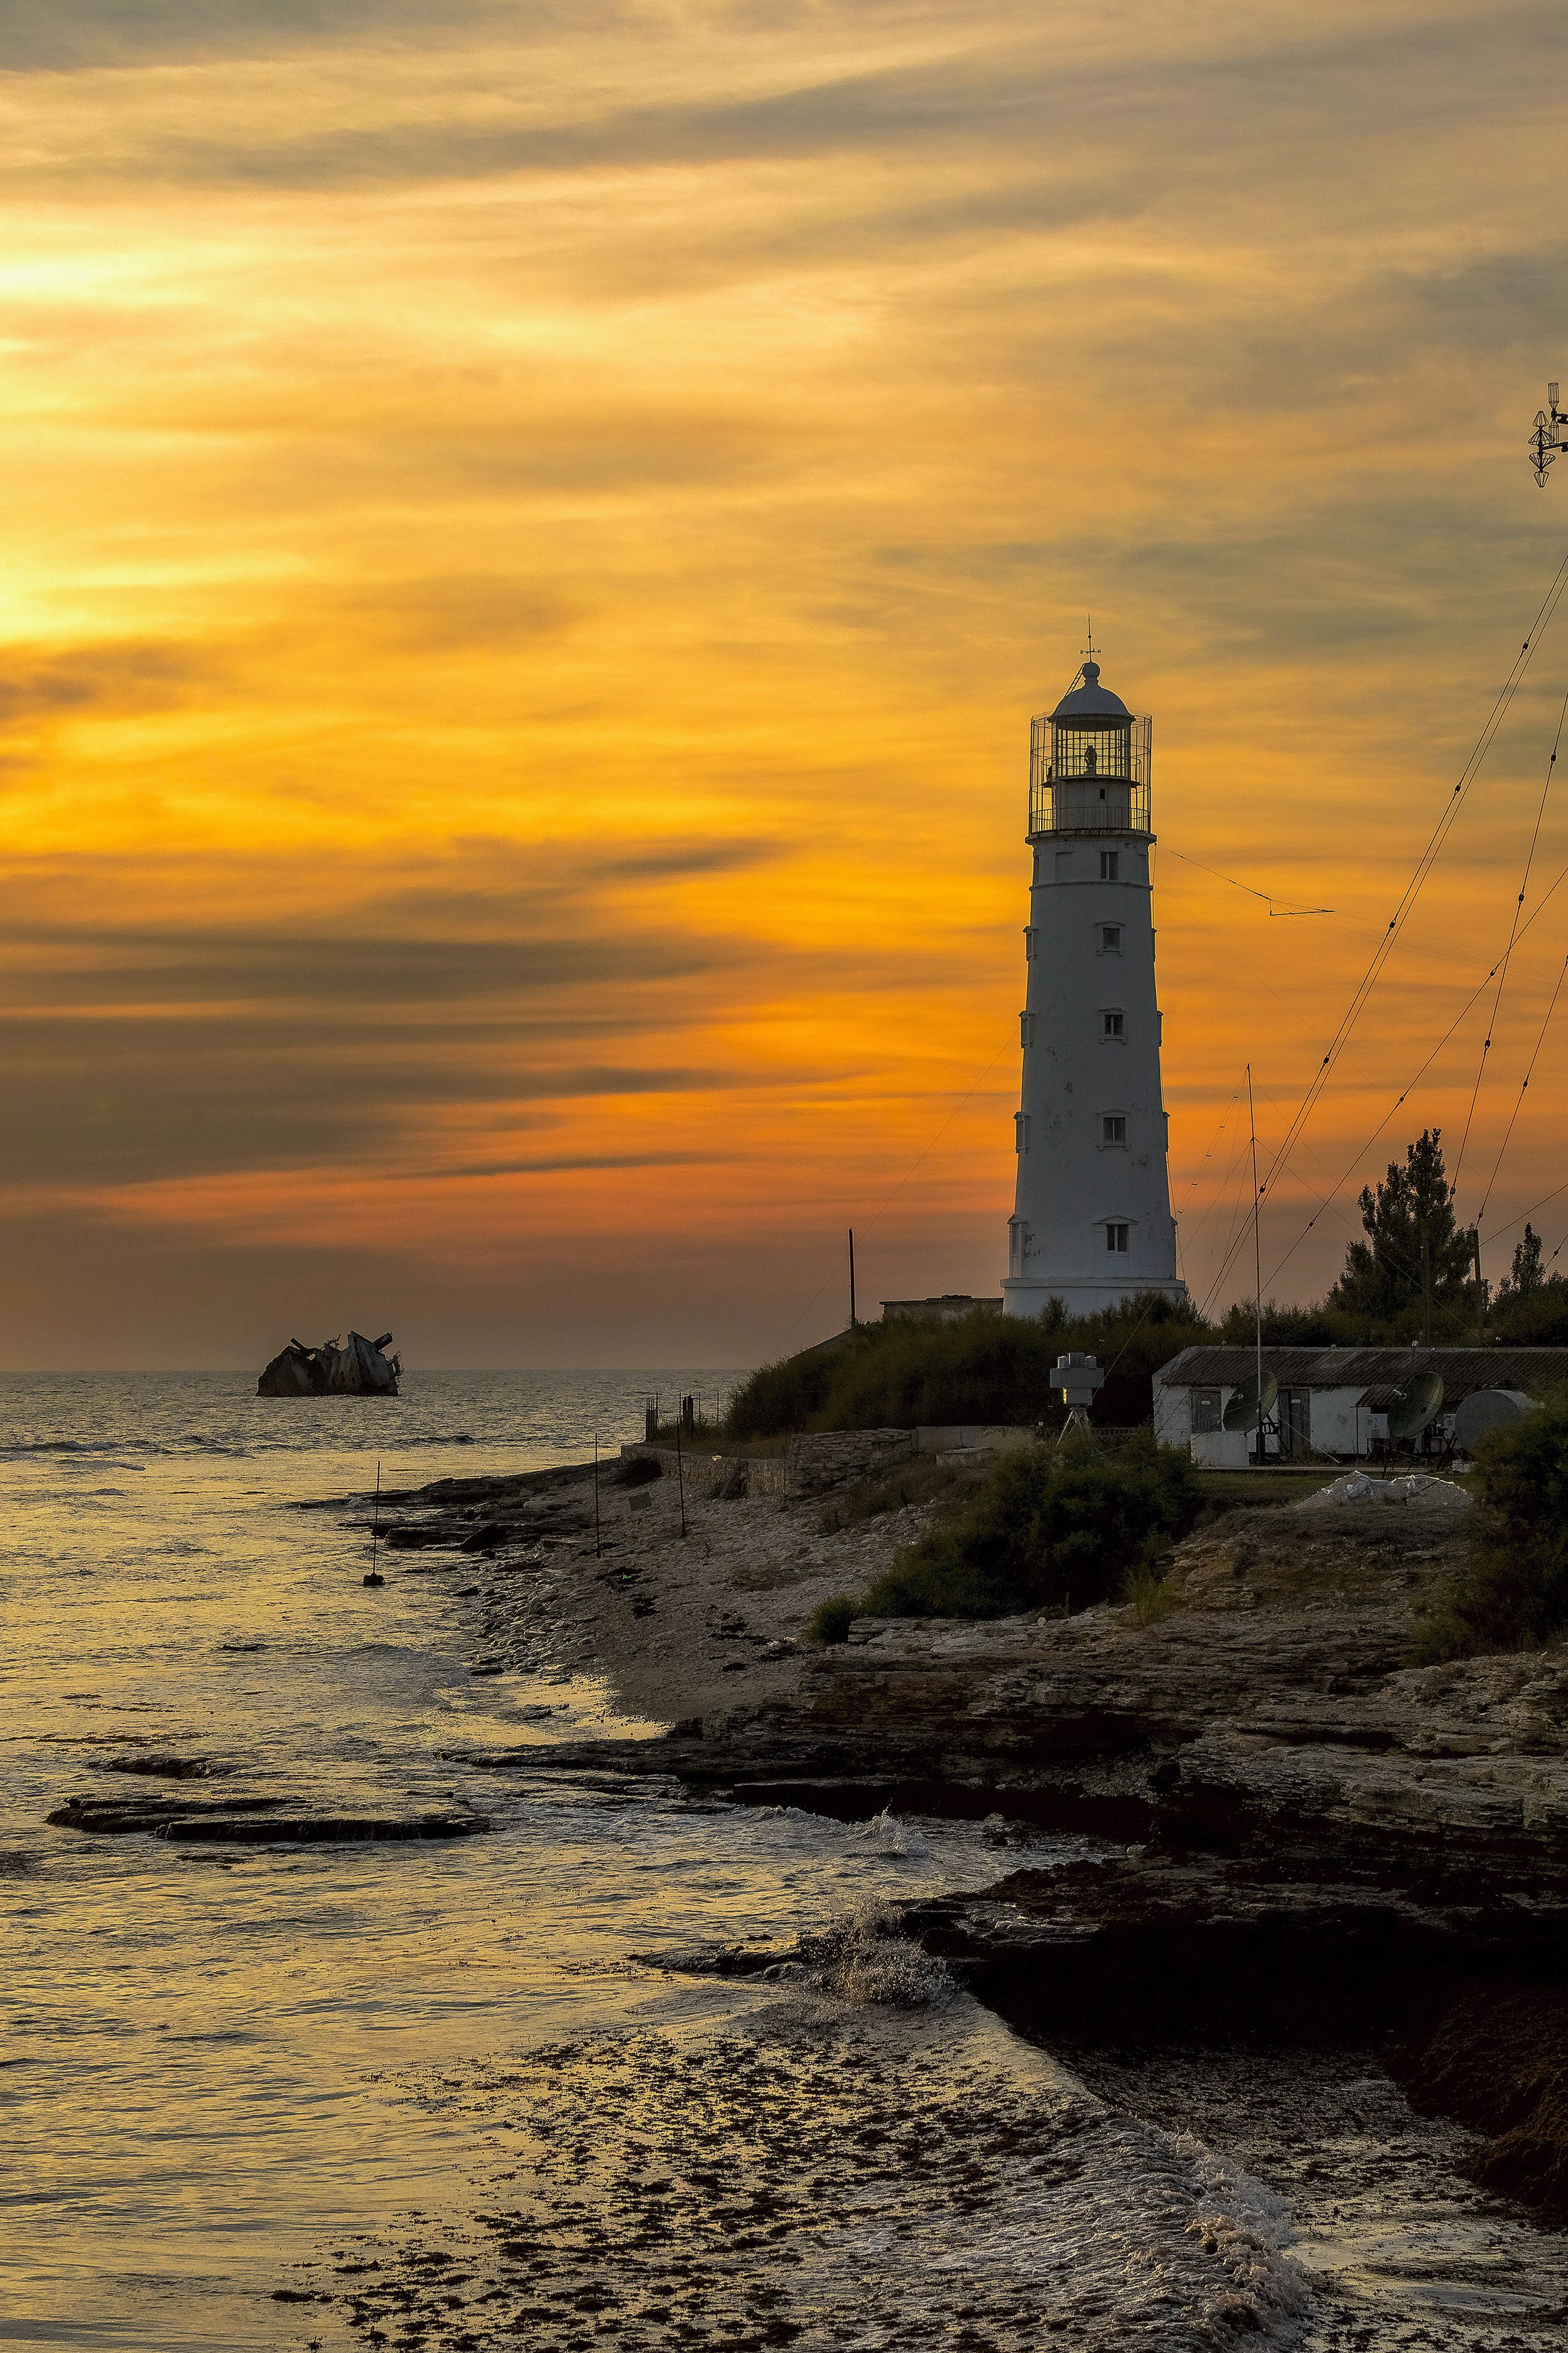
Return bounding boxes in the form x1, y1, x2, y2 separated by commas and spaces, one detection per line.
783, 1428, 917, 1498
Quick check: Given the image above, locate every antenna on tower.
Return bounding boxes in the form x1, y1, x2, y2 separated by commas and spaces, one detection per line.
1530, 381, 1565, 485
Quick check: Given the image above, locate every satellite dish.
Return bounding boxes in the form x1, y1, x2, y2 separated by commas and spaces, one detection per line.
1385, 1371, 1444, 1443
1452, 1389, 1532, 1452
1223, 1369, 1278, 1433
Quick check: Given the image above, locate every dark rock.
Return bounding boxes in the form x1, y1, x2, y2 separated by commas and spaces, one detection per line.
48, 1794, 282, 1835
157, 1812, 488, 1844
48, 1793, 488, 1843
87, 1755, 212, 1780
1395, 1981, 1568, 2217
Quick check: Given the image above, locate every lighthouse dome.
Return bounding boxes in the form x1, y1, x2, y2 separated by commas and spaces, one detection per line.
1050, 661, 1130, 723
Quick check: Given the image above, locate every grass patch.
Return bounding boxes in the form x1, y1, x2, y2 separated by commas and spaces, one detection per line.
1193, 1469, 1339, 1509
805, 1595, 860, 1646
1123, 1566, 1182, 1625
858, 1432, 1202, 1622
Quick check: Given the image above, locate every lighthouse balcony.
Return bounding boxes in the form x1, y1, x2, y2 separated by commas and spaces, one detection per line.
1029, 774, 1151, 838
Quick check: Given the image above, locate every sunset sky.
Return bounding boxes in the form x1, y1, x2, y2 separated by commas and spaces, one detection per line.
3, 1, 1567, 1367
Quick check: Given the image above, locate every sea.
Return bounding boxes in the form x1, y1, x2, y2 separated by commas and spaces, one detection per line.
0, 1372, 1020, 2350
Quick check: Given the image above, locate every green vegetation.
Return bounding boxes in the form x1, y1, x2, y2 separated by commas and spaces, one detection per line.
617, 1453, 662, 1487
1329, 1127, 1477, 1324
805, 1594, 861, 1645
1123, 1564, 1182, 1626
729, 1132, 1568, 1448
727, 1294, 1208, 1440
813, 1433, 1202, 1630
1417, 1394, 1568, 1659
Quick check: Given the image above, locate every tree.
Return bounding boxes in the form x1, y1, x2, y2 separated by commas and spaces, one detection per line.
1499, 1223, 1545, 1300
1330, 1129, 1475, 1326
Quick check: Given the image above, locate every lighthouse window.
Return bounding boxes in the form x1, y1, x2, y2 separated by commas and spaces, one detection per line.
1101, 1115, 1126, 1146
1020, 1010, 1033, 1046
1100, 851, 1119, 881
1015, 1113, 1030, 1154
1102, 1010, 1124, 1039
1024, 927, 1037, 961
1099, 924, 1122, 954
1106, 1223, 1130, 1254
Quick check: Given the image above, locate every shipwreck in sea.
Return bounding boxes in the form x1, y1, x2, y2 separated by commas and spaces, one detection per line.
257, 1332, 401, 1398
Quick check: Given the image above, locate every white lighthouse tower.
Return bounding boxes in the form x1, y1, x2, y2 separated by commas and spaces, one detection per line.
1001, 650, 1187, 1318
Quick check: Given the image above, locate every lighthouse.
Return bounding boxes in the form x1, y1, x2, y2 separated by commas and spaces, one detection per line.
1001, 652, 1187, 1318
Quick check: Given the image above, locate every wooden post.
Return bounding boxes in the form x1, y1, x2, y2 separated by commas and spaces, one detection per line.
849, 1228, 858, 1327
675, 1416, 688, 1538
593, 1431, 601, 1558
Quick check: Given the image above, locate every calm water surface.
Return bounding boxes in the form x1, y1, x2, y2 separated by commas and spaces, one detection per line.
0, 1373, 1016, 2350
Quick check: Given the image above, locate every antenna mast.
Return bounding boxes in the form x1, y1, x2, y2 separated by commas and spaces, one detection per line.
1530, 382, 1567, 485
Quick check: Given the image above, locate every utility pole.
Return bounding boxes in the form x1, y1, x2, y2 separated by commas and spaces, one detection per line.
1248, 1066, 1264, 1467
848, 1228, 858, 1327
1420, 1219, 1432, 1348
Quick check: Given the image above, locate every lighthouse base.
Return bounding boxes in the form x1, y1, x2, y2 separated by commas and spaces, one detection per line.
1001, 1273, 1190, 1320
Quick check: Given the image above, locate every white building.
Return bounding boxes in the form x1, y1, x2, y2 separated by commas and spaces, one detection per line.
1002, 655, 1187, 1318
1153, 1344, 1561, 1465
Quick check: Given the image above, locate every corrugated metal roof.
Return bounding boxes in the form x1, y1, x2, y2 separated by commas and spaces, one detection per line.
1154, 1344, 1568, 1401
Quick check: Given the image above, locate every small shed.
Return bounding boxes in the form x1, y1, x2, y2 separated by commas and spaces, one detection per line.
1152, 1344, 1567, 1467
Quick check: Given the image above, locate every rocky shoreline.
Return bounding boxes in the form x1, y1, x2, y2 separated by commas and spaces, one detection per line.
280, 1443, 1568, 2346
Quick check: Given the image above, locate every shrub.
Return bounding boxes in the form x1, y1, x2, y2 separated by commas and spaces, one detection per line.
859, 1433, 1202, 1621
1124, 1566, 1182, 1626
726, 1295, 1213, 1439
805, 1594, 860, 1645
1416, 1393, 1568, 1659
616, 1453, 663, 1486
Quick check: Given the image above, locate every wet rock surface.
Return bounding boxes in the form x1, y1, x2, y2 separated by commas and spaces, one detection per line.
47, 1792, 488, 1843
297, 1455, 1568, 2333
276, 2001, 1314, 2351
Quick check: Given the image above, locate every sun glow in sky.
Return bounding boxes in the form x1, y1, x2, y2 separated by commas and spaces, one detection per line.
3, 0, 1567, 1367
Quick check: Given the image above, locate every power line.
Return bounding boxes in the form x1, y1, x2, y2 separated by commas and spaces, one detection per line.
1475, 949, 1568, 1228
1256, 552, 1568, 1200
1165, 846, 1333, 916
1198, 549, 1568, 1316
1262, 840, 1568, 1290
1454, 675, 1568, 1185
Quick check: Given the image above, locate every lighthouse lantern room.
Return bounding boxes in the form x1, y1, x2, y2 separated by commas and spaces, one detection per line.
1002, 653, 1188, 1318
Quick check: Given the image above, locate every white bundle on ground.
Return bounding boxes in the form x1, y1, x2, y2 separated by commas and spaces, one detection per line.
1296, 1472, 1470, 1509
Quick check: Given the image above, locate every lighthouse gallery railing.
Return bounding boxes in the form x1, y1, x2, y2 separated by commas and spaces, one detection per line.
1028, 711, 1153, 837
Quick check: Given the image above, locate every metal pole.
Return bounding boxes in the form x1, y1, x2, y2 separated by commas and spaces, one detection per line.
371, 1460, 381, 1576
1248, 1066, 1263, 1468
849, 1228, 857, 1327
1421, 1221, 1432, 1349
675, 1414, 687, 1538
593, 1430, 601, 1558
